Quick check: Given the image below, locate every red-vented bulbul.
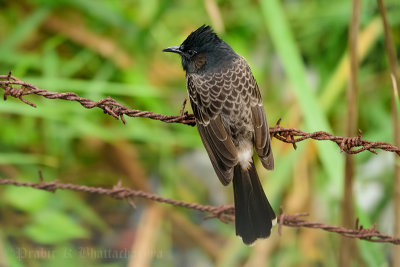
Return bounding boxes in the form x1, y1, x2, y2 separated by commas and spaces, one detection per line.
163, 25, 276, 245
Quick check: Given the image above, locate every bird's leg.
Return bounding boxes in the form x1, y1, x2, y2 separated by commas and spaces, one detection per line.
179, 98, 188, 117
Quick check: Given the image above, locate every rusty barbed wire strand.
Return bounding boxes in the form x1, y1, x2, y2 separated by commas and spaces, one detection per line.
0, 73, 196, 126
1, 73, 400, 156
0, 177, 398, 245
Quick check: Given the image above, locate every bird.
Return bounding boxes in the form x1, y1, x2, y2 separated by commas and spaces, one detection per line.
163, 25, 276, 245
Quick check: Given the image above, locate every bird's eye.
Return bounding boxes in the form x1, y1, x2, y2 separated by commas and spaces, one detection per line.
187, 50, 197, 57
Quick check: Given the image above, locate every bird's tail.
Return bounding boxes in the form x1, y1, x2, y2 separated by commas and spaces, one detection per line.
232, 161, 276, 245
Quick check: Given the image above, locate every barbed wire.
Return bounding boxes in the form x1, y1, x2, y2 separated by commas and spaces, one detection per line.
0, 73, 196, 125
0, 177, 398, 245
1, 73, 400, 244
1, 73, 399, 156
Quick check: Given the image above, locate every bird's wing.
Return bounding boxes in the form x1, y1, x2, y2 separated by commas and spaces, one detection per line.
241, 57, 274, 170
187, 73, 238, 185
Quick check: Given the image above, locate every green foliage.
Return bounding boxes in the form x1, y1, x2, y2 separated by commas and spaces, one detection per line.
24, 210, 89, 244
0, 0, 399, 265
4, 187, 52, 213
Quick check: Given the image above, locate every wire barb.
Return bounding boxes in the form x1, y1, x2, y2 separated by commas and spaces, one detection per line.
1, 74, 399, 156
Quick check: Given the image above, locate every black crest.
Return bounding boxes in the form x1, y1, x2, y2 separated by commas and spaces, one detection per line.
180, 25, 222, 53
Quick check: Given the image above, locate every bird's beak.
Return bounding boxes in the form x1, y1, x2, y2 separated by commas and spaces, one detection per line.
163, 45, 181, 54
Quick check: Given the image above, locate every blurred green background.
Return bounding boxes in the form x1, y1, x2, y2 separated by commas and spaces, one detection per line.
0, 0, 399, 266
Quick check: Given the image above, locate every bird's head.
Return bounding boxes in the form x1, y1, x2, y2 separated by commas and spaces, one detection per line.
163, 25, 236, 73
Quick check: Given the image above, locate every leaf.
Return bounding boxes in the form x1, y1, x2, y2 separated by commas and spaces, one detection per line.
24, 210, 89, 244
3, 187, 52, 213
